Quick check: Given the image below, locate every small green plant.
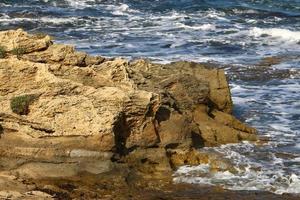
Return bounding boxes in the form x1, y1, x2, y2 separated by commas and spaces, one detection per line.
0, 46, 7, 59
34, 32, 48, 39
0, 124, 3, 135
10, 94, 37, 115
32, 32, 55, 40
11, 47, 26, 59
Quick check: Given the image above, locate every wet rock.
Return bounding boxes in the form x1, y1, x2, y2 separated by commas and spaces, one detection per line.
258, 54, 300, 67
228, 65, 300, 82
211, 109, 256, 134
0, 172, 53, 199
13, 160, 113, 179
134, 183, 300, 200
123, 148, 172, 174
193, 105, 256, 146
168, 148, 210, 168
168, 148, 237, 173
259, 56, 283, 66
227, 54, 300, 82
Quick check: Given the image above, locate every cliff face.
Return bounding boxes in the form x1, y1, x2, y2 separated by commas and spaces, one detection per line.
0, 29, 257, 199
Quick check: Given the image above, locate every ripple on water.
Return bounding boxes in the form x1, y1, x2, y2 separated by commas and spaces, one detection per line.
0, 0, 300, 195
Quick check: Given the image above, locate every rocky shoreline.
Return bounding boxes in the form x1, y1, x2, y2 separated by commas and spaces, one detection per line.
0, 29, 296, 199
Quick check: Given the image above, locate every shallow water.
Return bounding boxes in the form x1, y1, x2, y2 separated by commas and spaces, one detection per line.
0, 0, 299, 194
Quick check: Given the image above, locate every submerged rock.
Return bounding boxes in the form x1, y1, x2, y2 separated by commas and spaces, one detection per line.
0, 29, 258, 198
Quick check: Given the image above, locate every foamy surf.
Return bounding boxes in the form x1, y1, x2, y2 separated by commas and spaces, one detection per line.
174, 143, 300, 194
177, 23, 216, 31
64, 0, 96, 8
250, 27, 300, 43
1, 0, 299, 196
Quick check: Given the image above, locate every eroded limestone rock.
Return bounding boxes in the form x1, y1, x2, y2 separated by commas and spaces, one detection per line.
0, 29, 258, 197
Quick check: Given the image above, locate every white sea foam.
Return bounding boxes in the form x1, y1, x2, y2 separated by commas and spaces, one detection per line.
175, 164, 210, 175
174, 144, 300, 194
62, 0, 138, 16
177, 23, 216, 31
0, 16, 80, 25
0, 3, 9, 7
108, 3, 139, 16
64, 0, 99, 8
205, 9, 228, 21
232, 8, 258, 14
250, 27, 300, 43
111, 4, 129, 15
275, 174, 300, 194
2, 0, 300, 196
150, 11, 188, 21
293, 157, 300, 162
245, 19, 257, 24
269, 124, 293, 132
64, 0, 91, 8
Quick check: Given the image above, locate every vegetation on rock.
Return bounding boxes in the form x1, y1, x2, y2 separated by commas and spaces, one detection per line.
11, 46, 26, 59
10, 94, 37, 115
33, 32, 48, 39
0, 30, 260, 199
0, 124, 3, 135
0, 46, 6, 58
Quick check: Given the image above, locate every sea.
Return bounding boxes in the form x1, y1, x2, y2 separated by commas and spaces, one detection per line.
0, 0, 299, 195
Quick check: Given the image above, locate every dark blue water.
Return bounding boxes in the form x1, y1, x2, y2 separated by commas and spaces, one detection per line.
1, 0, 300, 62
0, 0, 300, 194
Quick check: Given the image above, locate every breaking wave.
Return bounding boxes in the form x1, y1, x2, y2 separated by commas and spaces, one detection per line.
250, 27, 300, 43
174, 143, 300, 194
1, 0, 300, 195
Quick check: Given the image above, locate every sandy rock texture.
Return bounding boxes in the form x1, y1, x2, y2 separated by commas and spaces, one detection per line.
0, 29, 258, 199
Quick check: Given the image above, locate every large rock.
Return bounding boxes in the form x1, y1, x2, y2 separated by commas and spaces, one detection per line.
0, 29, 258, 197
0, 29, 51, 53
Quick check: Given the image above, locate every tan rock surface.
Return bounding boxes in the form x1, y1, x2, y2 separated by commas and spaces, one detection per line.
0, 29, 51, 53
0, 29, 258, 198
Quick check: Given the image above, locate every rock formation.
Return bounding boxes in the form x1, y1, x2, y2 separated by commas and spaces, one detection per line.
0, 29, 258, 199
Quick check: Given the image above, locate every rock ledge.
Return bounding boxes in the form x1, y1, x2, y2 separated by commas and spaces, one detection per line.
0, 29, 257, 199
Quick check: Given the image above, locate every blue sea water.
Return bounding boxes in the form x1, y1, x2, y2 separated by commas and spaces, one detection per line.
0, 0, 300, 194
